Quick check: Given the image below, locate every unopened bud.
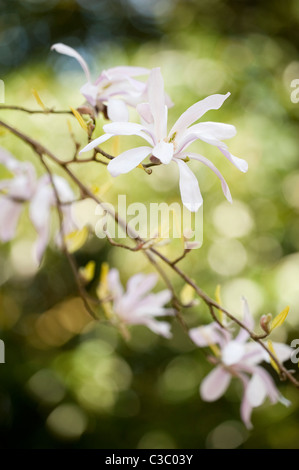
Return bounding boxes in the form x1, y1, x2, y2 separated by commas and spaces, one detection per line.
260, 313, 272, 334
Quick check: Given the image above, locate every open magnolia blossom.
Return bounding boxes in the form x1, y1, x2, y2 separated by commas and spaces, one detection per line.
51, 43, 173, 121
0, 148, 77, 262
189, 298, 292, 429
81, 67, 248, 212
102, 268, 174, 338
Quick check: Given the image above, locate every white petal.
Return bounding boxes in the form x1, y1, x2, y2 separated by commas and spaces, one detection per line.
152, 141, 174, 164
268, 343, 292, 364
104, 122, 144, 135
170, 93, 231, 135
246, 373, 267, 408
107, 268, 124, 300
200, 366, 231, 402
107, 99, 129, 122
51, 43, 91, 82
141, 319, 172, 338
189, 323, 223, 347
187, 152, 232, 202
148, 68, 167, 141
80, 82, 99, 107
0, 198, 23, 242
137, 103, 154, 124
107, 146, 151, 177
218, 146, 248, 173
175, 159, 203, 212
235, 296, 254, 343
222, 341, 246, 366
80, 134, 114, 153
52, 175, 74, 203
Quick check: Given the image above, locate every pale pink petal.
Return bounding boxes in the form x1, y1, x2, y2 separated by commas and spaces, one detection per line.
107, 146, 151, 177
200, 366, 231, 402
246, 373, 268, 407
137, 103, 154, 124
218, 146, 248, 173
189, 323, 224, 347
52, 175, 74, 203
267, 343, 292, 364
187, 121, 237, 143
152, 141, 174, 164
170, 93, 231, 135
242, 342, 267, 365
175, 159, 203, 212
253, 366, 280, 404
148, 68, 168, 141
107, 268, 124, 300
80, 134, 114, 153
141, 318, 172, 338
0, 198, 23, 241
80, 82, 99, 106
51, 43, 91, 82
238, 374, 253, 429
187, 153, 232, 203
235, 297, 255, 343
222, 341, 246, 366
126, 273, 157, 297
107, 99, 129, 122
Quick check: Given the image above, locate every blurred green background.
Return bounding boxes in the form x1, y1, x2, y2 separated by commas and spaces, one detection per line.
1, 0, 299, 449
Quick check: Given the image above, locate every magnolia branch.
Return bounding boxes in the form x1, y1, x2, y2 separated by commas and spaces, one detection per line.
0, 116, 298, 388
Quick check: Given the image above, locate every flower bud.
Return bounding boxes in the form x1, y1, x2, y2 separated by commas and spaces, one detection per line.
260, 313, 272, 334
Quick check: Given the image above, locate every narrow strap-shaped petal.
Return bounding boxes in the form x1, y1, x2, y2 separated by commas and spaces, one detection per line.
235, 296, 255, 343
238, 373, 253, 429
80, 134, 114, 153
175, 159, 203, 212
107, 268, 124, 300
148, 68, 168, 141
187, 152, 232, 203
218, 145, 248, 173
246, 372, 268, 407
107, 146, 151, 177
51, 43, 91, 82
189, 323, 224, 347
169, 93, 231, 136
0, 198, 23, 242
200, 366, 231, 402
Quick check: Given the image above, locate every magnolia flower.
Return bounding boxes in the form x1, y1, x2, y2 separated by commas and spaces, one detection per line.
81, 68, 248, 212
0, 148, 77, 262
189, 298, 291, 428
103, 268, 173, 338
51, 43, 158, 121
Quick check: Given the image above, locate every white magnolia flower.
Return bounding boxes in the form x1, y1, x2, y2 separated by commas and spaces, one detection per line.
189, 298, 292, 428
81, 67, 248, 211
106, 268, 174, 338
51, 43, 173, 121
0, 148, 77, 262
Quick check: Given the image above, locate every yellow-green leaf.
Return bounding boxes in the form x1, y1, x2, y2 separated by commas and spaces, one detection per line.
65, 227, 89, 253
79, 261, 96, 283
32, 88, 47, 110
96, 262, 110, 300
70, 107, 88, 132
270, 306, 290, 331
267, 340, 280, 374
215, 284, 223, 323
180, 284, 194, 305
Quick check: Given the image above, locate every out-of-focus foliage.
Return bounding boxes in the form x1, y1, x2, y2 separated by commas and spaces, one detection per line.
1, 0, 299, 449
